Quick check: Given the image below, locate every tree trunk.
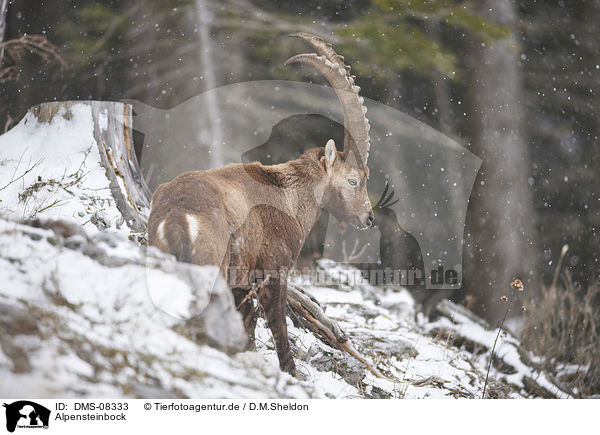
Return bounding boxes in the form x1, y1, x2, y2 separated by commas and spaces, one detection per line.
464, 0, 538, 323
583, 1, 600, 212
196, 0, 224, 168
0, 0, 7, 63
425, 20, 453, 136
0, 0, 8, 130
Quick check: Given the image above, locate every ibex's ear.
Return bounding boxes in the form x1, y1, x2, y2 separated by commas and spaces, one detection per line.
323, 139, 337, 175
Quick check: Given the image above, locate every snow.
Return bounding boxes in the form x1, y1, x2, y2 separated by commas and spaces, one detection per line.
0, 103, 130, 235
0, 102, 569, 399
0, 218, 311, 398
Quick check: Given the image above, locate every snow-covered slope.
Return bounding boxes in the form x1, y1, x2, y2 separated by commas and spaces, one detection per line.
0, 101, 568, 398
0, 103, 131, 234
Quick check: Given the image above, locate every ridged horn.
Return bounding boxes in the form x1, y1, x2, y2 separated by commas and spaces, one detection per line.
285, 33, 370, 168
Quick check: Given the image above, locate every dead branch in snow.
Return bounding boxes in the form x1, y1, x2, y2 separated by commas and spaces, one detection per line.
286, 284, 389, 380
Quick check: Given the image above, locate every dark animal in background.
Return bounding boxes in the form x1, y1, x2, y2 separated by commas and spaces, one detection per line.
372, 181, 457, 316
148, 33, 373, 375
374, 181, 424, 273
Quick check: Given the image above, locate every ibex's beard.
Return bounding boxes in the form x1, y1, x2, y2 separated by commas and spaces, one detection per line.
333, 216, 370, 231
352, 217, 372, 230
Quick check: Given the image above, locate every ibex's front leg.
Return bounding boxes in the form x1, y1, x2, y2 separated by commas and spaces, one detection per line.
259, 272, 296, 375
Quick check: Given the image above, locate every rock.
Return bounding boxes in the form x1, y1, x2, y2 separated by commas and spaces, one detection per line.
307, 342, 366, 386
90, 210, 111, 230
175, 264, 248, 353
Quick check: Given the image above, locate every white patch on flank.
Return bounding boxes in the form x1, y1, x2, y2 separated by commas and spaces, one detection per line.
185, 214, 200, 243
157, 220, 166, 242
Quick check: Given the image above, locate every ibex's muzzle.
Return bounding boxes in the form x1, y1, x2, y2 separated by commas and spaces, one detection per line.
356, 210, 374, 230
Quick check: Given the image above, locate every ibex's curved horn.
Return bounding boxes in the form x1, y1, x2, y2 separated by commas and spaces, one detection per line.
288, 33, 348, 71
285, 33, 370, 168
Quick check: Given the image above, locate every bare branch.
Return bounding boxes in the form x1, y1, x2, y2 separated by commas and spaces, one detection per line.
0, 146, 41, 192
0, 34, 67, 83
287, 284, 390, 380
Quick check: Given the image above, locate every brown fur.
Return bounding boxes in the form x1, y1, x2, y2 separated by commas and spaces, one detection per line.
148, 146, 372, 374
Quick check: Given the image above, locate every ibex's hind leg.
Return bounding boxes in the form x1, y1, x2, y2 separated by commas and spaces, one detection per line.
232, 287, 257, 351
259, 277, 296, 375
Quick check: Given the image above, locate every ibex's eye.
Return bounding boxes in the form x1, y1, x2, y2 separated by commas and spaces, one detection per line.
347, 178, 358, 187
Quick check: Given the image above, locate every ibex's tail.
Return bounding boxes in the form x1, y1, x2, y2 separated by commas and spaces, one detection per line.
165, 213, 192, 263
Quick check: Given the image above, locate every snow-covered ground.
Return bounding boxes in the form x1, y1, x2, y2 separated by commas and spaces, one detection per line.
0, 103, 133, 235
0, 102, 569, 398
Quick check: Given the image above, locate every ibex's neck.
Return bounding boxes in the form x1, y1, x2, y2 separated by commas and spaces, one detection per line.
269, 148, 327, 238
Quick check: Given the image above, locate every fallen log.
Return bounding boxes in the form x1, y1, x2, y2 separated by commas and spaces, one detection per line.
287, 284, 389, 380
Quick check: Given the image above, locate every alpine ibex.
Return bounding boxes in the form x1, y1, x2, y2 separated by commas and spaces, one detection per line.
148, 33, 372, 375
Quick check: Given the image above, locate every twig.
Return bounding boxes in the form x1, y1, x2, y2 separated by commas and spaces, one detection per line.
236, 274, 270, 310
341, 239, 368, 263
550, 244, 569, 292
36, 199, 66, 214
0, 34, 67, 83
482, 300, 512, 398
482, 279, 524, 398
0, 154, 41, 192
